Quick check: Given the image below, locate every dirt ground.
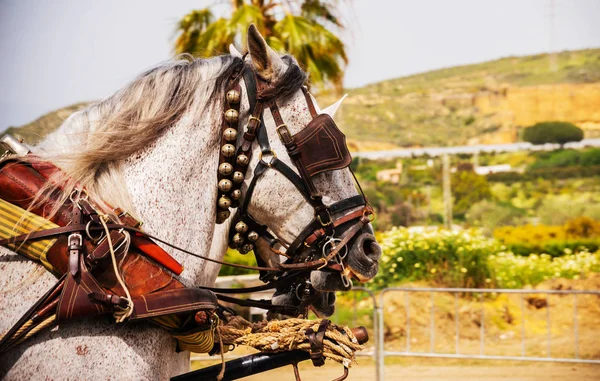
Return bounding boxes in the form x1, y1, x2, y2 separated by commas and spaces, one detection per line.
238, 360, 600, 381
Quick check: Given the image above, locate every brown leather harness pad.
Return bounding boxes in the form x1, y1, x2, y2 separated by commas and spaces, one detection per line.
292, 114, 352, 177
0, 157, 218, 352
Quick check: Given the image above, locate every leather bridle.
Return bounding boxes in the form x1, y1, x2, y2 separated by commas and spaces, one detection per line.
213, 60, 374, 299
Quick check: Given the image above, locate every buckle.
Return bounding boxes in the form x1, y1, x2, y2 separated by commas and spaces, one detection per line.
258, 149, 277, 167
316, 210, 332, 227
276, 124, 293, 144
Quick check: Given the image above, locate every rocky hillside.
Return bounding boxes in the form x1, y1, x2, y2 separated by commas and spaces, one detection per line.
319, 48, 600, 150
5, 49, 600, 150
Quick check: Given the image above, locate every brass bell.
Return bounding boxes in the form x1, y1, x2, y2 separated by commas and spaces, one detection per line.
247, 231, 259, 242
240, 244, 254, 254
231, 189, 242, 200
221, 144, 235, 157
217, 210, 230, 222
218, 196, 232, 209
218, 162, 233, 176
226, 89, 241, 104
218, 179, 232, 192
232, 171, 244, 183
223, 128, 237, 142
235, 221, 248, 233
236, 154, 249, 166
232, 233, 244, 245
224, 109, 239, 124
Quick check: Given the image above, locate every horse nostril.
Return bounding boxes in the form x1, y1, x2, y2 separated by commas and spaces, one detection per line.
361, 238, 381, 261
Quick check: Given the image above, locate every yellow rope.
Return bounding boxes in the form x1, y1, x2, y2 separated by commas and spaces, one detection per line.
217, 318, 363, 367
98, 214, 133, 323
5, 314, 57, 351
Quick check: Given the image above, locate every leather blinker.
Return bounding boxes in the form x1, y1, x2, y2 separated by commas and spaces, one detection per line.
291, 114, 352, 177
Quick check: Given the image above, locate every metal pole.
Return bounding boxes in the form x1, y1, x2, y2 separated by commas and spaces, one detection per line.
405, 291, 411, 352
454, 293, 459, 354
546, 293, 551, 358
442, 153, 453, 230
574, 294, 579, 359
430, 292, 435, 353
520, 294, 526, 357
377, 292, 385, 381
480, 294, 485, 355
352, 291, 357, 328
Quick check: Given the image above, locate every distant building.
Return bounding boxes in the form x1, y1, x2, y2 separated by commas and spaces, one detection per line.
474, 164, 512, 175
376, 161, 403, 184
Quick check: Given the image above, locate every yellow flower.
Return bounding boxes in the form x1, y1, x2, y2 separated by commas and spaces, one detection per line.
460, 267, 468, 273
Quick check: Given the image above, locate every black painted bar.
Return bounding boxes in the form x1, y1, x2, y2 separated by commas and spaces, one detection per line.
171, 350, 310, 381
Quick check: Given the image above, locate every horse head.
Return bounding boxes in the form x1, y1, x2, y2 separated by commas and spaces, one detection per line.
222, 25, 381, 317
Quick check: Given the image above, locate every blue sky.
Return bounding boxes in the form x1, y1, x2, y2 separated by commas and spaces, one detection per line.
0, 0, 599, 131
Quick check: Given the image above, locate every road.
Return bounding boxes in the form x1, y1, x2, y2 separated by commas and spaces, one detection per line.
353, 139, 600, 160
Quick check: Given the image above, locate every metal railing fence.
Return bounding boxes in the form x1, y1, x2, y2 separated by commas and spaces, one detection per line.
191, 286, 600, 381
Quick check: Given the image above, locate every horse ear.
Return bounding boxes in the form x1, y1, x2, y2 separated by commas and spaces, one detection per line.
247, 24, 283, 80
229, 44, 243, 58
321, 94, 348, 118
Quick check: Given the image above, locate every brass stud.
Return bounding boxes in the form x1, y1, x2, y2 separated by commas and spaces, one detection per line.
218, 179, 233, 192
226, 89, 241, 104
240, 244, 254, 254
217, 210, 230, 222
247, 231, 259, 242
223, 128, 237, 142
232, 171, 244, 183
221, 144, 235, 157
218, 163, 233, 176
236, 154, 249, 166
231, 189, 242, 200
235, 221, 248, 233
218, 196, 232, 209
224, 109, 239, 124
232, 233, 244, 245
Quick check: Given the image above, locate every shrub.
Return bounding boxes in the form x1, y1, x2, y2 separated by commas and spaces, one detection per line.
466, 200, 526, 232
530, 148, 600, 169
372, 228, 497, 289
487, 165, 600, 183
523, 121, 584, 146
493, 221, 600, 256
218, 249, 257, 276
489, 251, 600, 288
452, 169, 492, 217
565, 216, 600, 238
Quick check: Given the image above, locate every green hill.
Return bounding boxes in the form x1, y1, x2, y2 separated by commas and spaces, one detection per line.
6, 49, 600, 149
319, 48, 600, 149
4, 103, 89, 145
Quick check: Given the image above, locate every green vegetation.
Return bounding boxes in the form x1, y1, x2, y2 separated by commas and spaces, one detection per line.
352, 148, 600, 232
175, 0, 347, 89
371, 227, 600, 290
523, 121, 584, 146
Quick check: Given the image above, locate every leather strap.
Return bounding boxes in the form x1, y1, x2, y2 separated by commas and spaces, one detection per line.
301, 86, 318, 118
306, 319, 330, 366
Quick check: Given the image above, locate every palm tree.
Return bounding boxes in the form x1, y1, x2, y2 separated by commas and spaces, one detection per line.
175, 0, 348, 90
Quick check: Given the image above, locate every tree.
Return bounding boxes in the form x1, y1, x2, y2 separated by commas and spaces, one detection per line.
451, 166, 492, 217
523, 121, 584, 147
175, 0, 348, 90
